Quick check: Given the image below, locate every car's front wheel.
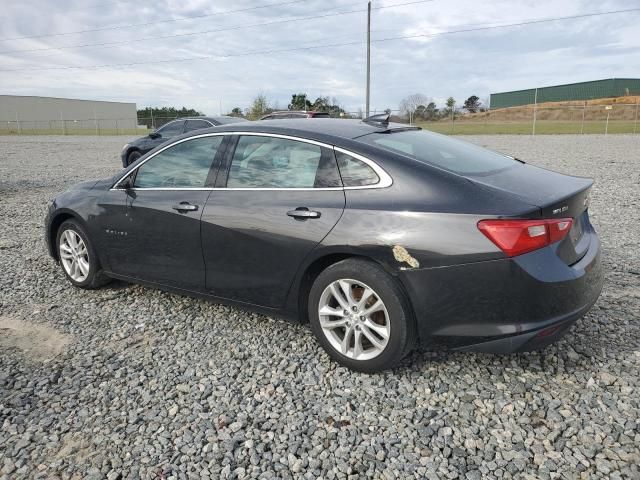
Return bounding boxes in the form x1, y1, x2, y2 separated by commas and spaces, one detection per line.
56, 219, 110, 289
126, 150, 142, 166
308, 259, 415, 372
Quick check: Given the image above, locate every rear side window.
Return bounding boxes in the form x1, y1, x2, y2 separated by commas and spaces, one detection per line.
183, 119, 211, 132
357, 130, 517, 175
227, 136, 340, 188
156, 120, 184, 137
335, 151, 379, 187
134, 136, 223, 188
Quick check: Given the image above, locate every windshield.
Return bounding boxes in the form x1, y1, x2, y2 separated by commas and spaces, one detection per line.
357, 129, 517, 175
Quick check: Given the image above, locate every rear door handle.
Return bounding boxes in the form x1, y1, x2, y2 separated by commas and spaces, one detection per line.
172, 202, 199, 212
287, 208, 321, 219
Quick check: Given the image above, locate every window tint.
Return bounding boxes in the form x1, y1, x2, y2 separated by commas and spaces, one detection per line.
156, 120, 184, 137
335, 151, 379, 187
357, 130, 517, 175
134, 136, 223, 188
227, 136, 340, 188
183, 119, 211, 132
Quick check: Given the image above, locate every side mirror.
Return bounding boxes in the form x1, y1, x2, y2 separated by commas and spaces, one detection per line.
119, 174, 135, 190
149, 131, 161, 139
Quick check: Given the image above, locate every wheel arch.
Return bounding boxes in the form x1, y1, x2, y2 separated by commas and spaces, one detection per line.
291, 250, 417, 335
47, 210, 88, 261
125, 147, 142, 165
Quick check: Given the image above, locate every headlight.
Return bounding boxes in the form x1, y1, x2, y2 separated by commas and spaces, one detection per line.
121, 143, 129, 152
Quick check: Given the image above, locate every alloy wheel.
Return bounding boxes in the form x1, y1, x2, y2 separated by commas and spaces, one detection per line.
59, 229, 90, 282
318, 279, 390, 360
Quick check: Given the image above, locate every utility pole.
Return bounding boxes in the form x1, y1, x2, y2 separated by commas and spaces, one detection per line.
365, 1, 371, 118
532, 87, 538, 136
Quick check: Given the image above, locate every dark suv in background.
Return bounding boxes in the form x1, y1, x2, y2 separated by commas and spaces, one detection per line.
121, 116, 247, 166
260, 110, 331, 120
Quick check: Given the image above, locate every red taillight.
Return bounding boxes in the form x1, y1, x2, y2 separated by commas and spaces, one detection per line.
477, 218, 573, 257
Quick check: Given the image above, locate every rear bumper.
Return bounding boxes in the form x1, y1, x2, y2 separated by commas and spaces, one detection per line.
399, 225, 603, 353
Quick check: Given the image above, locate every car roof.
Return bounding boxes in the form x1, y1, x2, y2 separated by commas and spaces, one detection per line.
265, 111, 322, 114
198, 118, 416, 141
178, 116, 246, 123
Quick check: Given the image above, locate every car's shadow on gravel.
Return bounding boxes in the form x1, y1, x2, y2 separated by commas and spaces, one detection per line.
395, 317, 628, 378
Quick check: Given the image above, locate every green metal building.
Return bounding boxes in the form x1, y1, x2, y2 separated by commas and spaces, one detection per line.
489, 78, 640, 109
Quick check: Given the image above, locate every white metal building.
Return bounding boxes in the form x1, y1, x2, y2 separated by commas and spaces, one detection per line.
0, 95, 138, 134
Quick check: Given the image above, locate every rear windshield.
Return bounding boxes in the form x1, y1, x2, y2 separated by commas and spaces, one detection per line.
357, 129, 517, 175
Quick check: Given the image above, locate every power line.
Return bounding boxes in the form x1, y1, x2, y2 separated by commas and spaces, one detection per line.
1, 7, 638, 73
57, 1, 129, 13
0, 0, 436, 55
0, 0, 312, 42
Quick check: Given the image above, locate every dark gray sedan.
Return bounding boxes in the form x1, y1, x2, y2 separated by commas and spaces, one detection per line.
121, 116, 247, 167
46, 117, 603, 372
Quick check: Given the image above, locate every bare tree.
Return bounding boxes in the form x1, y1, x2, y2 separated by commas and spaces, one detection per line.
399, 93, 431, 123
248, 94, 271, 119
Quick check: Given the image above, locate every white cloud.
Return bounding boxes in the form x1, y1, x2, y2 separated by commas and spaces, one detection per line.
0, 0, 638, 113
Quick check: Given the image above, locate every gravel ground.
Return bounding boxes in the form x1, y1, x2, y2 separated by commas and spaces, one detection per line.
0, 134, 638, 480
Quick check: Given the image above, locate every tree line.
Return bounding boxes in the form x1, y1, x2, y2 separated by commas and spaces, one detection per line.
137, 93, 487, 124
398, 94, 485, 122
227, 93, 348, 120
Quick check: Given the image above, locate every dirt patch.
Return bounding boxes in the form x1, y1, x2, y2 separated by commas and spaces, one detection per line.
0, 316, 71, 361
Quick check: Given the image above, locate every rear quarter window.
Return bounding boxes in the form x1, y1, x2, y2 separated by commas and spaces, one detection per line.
335, 151, 379, 186
357, 130, 517, 175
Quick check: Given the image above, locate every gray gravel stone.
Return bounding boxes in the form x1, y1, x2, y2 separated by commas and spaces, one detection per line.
0, 134, 639, 479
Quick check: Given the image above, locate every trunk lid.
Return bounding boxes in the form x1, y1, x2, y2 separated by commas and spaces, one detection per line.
467, 163, 593, 265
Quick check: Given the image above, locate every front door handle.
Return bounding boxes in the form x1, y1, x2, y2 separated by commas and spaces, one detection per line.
172, 202, 199, 212
287, 207, 321, 220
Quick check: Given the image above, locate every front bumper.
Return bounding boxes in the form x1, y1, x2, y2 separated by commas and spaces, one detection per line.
44, 203, 56, 259
399, 225, 603, 353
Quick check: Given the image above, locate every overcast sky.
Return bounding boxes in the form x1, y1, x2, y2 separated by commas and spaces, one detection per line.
1, 0, 639, 114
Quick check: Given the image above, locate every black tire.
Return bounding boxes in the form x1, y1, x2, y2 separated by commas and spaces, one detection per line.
308, 258, 416, 372
126, 150, 142, 166
56, 219, 110, 289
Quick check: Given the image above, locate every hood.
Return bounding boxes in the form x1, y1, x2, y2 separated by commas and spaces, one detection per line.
68, 176, 115, 192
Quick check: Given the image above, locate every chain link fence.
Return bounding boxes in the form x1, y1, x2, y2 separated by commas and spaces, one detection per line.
1, 118, 141, 135
389, 102, 640, 135
2, 103, 639, 135
0, 114, 201, 135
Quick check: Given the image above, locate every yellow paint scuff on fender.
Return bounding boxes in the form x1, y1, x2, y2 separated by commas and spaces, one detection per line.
392, 245, 420, 269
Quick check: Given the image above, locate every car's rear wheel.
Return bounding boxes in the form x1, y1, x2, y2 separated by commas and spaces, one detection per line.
126, 150, 142, 166
56, 219, 110, 289
308, 259, 415, 372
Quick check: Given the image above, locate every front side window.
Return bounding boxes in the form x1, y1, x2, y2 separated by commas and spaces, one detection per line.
357, 129, 517, 175
156, 120, 184, 137
227, 136, 340, 188
183, 119, 212, 132
134, 136, 223, 188
335, 151, 380, 187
